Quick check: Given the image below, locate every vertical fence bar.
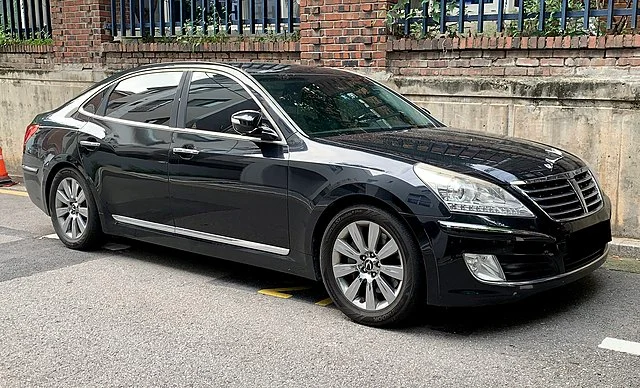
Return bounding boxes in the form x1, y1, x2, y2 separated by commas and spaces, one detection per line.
583, 0, 590, 31
632, 0, 638, 29
129, 0, 135, 36
23, 0, 32, 38
27, 0, 36, 37
37, 0, 45, 35
606, 0, 614, 29
477, 0, 485, 33
517, 0, 524, 31
422, 1, 427, 36
169, 0, 175, 35
225, 0, 231, 33
439, 0, 445, 33
497, 0, 504, 32
179, 0, 184, 33
16, 0, 23, 38
201, 0, 206, 34
275, 0, 281, 33
237, 0, 243, 34
457, 0, 464, 33
537, 0, 545, 32
159, 0, 165, 35
403, 1, 409, 35
560, 0, 567, 31
119, 0, 126, 36
44, 0, 51, 35
287, 0, 293, 33
149, 0, 155, 35
190, 0, 195, 33
110, 0, 117, 36
138, 0, 144, 35
249, 0, 255, 33
262, 0, 267, 32
1, 0, 8, 32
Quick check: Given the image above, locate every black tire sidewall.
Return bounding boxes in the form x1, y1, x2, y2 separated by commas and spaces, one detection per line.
319, 206, 425, 327
49, 168, 102, 250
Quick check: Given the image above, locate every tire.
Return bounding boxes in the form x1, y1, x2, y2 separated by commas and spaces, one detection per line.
49, 168, 103, 250
319, 205, 425, 327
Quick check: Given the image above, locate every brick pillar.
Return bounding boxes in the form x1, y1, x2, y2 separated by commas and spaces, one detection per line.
299, 0, 390, 69
50, 0, 113, 65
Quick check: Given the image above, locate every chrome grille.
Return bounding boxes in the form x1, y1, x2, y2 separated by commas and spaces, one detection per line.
513, 168, 603, 221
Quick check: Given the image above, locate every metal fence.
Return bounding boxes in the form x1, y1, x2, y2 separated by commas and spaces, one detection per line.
393, 0, 640, 36
108, 0, 300, 38
0, 0, 52, 38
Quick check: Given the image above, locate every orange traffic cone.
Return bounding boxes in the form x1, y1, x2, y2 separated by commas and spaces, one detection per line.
0, 147, 15, 187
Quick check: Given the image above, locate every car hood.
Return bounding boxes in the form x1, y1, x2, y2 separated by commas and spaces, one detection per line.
321, 127, 585, 184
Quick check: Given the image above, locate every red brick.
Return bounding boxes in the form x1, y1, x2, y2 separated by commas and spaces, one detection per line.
515, 58, 540, 67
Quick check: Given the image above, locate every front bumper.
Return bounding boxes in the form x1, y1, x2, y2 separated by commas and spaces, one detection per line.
421, 199, 612, 307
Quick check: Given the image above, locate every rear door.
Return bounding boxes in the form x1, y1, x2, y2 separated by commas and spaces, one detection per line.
168, 71, 290, 254
77, 70, 185, 226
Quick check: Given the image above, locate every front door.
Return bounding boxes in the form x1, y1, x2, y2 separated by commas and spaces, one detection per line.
169, 71, 289, 253
77, 70, 184, 226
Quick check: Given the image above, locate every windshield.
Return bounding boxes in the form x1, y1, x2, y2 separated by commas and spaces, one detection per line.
253, 72, 440, 138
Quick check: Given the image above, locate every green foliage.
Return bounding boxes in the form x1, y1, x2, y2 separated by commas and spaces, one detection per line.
0, 30, 53, 46
504, 0, 592, 37
387, 0, 460, 39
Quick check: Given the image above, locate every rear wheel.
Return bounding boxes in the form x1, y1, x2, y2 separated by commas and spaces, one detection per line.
319, 205, 425, 327
49, 168, 103, 250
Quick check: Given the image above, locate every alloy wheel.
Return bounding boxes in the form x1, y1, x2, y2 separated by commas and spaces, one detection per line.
54, 177, 89, 240
331, 221, 404, 311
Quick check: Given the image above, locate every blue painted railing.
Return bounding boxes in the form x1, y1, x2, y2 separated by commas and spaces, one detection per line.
393, 0, 640, 35
0, 0, 52, 38
107, 0, 300, 38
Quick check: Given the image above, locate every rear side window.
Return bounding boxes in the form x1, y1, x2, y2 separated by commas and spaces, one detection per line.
104, 71, 183, 126
184, 72, 260, 133
82, 89, 108, 114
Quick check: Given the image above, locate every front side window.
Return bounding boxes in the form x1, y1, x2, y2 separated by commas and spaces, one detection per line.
184, 72, 260, 133
254, 72, 439, 138
105, 71, 183, 126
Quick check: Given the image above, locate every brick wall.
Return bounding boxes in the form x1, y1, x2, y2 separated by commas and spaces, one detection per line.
102, 42, 301, 72
299, 0, 390, 68
0, 46, 55, 70
388, 36, 640, 77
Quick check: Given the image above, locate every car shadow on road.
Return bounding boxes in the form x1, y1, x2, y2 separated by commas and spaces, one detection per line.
104, 238, 607, 336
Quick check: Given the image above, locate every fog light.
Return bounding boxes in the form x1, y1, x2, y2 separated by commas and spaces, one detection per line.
463, 254, 506, 282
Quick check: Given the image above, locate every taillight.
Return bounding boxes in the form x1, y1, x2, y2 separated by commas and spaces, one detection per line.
23, 124, 39, 150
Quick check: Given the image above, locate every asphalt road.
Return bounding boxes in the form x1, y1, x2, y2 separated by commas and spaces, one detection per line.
0, 188, 639, 387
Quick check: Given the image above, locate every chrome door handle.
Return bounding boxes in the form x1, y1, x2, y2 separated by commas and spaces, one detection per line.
172, 147, 200, 156
79, 140, 101, 149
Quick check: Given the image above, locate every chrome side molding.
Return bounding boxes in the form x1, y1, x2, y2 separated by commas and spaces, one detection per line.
112, 214, 289, 256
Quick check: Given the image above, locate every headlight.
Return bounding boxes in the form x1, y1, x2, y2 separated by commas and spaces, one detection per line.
413, 163, 534, 218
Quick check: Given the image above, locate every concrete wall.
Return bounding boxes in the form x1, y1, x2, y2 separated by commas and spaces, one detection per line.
1, 68, 639, 238
390, 76, 640, 238
0, 70, 106, 175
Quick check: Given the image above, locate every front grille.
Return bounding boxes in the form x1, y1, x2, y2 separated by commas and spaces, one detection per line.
565, 221, 611, 272
514, 168, 603, 221
498, 255, 558, 282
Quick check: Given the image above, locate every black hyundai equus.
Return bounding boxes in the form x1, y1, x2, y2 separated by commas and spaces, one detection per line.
22, 63, 612, 326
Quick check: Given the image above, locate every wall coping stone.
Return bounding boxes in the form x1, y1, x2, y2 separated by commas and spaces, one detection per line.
0, 45, 54, 54
388, 35, 640, 51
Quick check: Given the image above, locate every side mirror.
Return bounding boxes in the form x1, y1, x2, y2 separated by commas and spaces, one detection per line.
259, 127, 280, 142
231, 110, 262, 135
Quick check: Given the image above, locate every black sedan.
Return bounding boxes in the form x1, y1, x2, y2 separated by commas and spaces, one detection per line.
22, 63, 612, 326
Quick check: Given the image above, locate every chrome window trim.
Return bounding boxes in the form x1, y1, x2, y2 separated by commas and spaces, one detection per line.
76, 65, 290, 146
467, 245, 608, 287
112, 214, 290, 256
438, 221, 554, 240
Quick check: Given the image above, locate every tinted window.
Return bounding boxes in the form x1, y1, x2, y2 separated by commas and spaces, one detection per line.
184, 72, 260, 133
254, 73, 438, 138
82, 89, 108, 114
105, 71, 183, 125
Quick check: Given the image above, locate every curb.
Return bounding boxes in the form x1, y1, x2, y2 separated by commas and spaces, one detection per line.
609, 237, 640, 259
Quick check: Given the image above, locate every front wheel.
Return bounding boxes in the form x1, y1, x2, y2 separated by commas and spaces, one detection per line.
49, 168, 103, 250
319, 205, 425, 327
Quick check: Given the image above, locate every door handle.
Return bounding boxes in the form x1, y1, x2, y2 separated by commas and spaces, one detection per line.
79, 140, 101, 150
173, 147, 200, 156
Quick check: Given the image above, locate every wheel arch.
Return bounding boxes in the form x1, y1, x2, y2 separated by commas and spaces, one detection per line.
308, 186, 432, 282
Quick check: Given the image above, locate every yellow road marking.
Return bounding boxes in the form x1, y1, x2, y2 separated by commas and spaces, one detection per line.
0, 189, 28, 197
315, 298, 334, 307
258, 286, 311, 299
